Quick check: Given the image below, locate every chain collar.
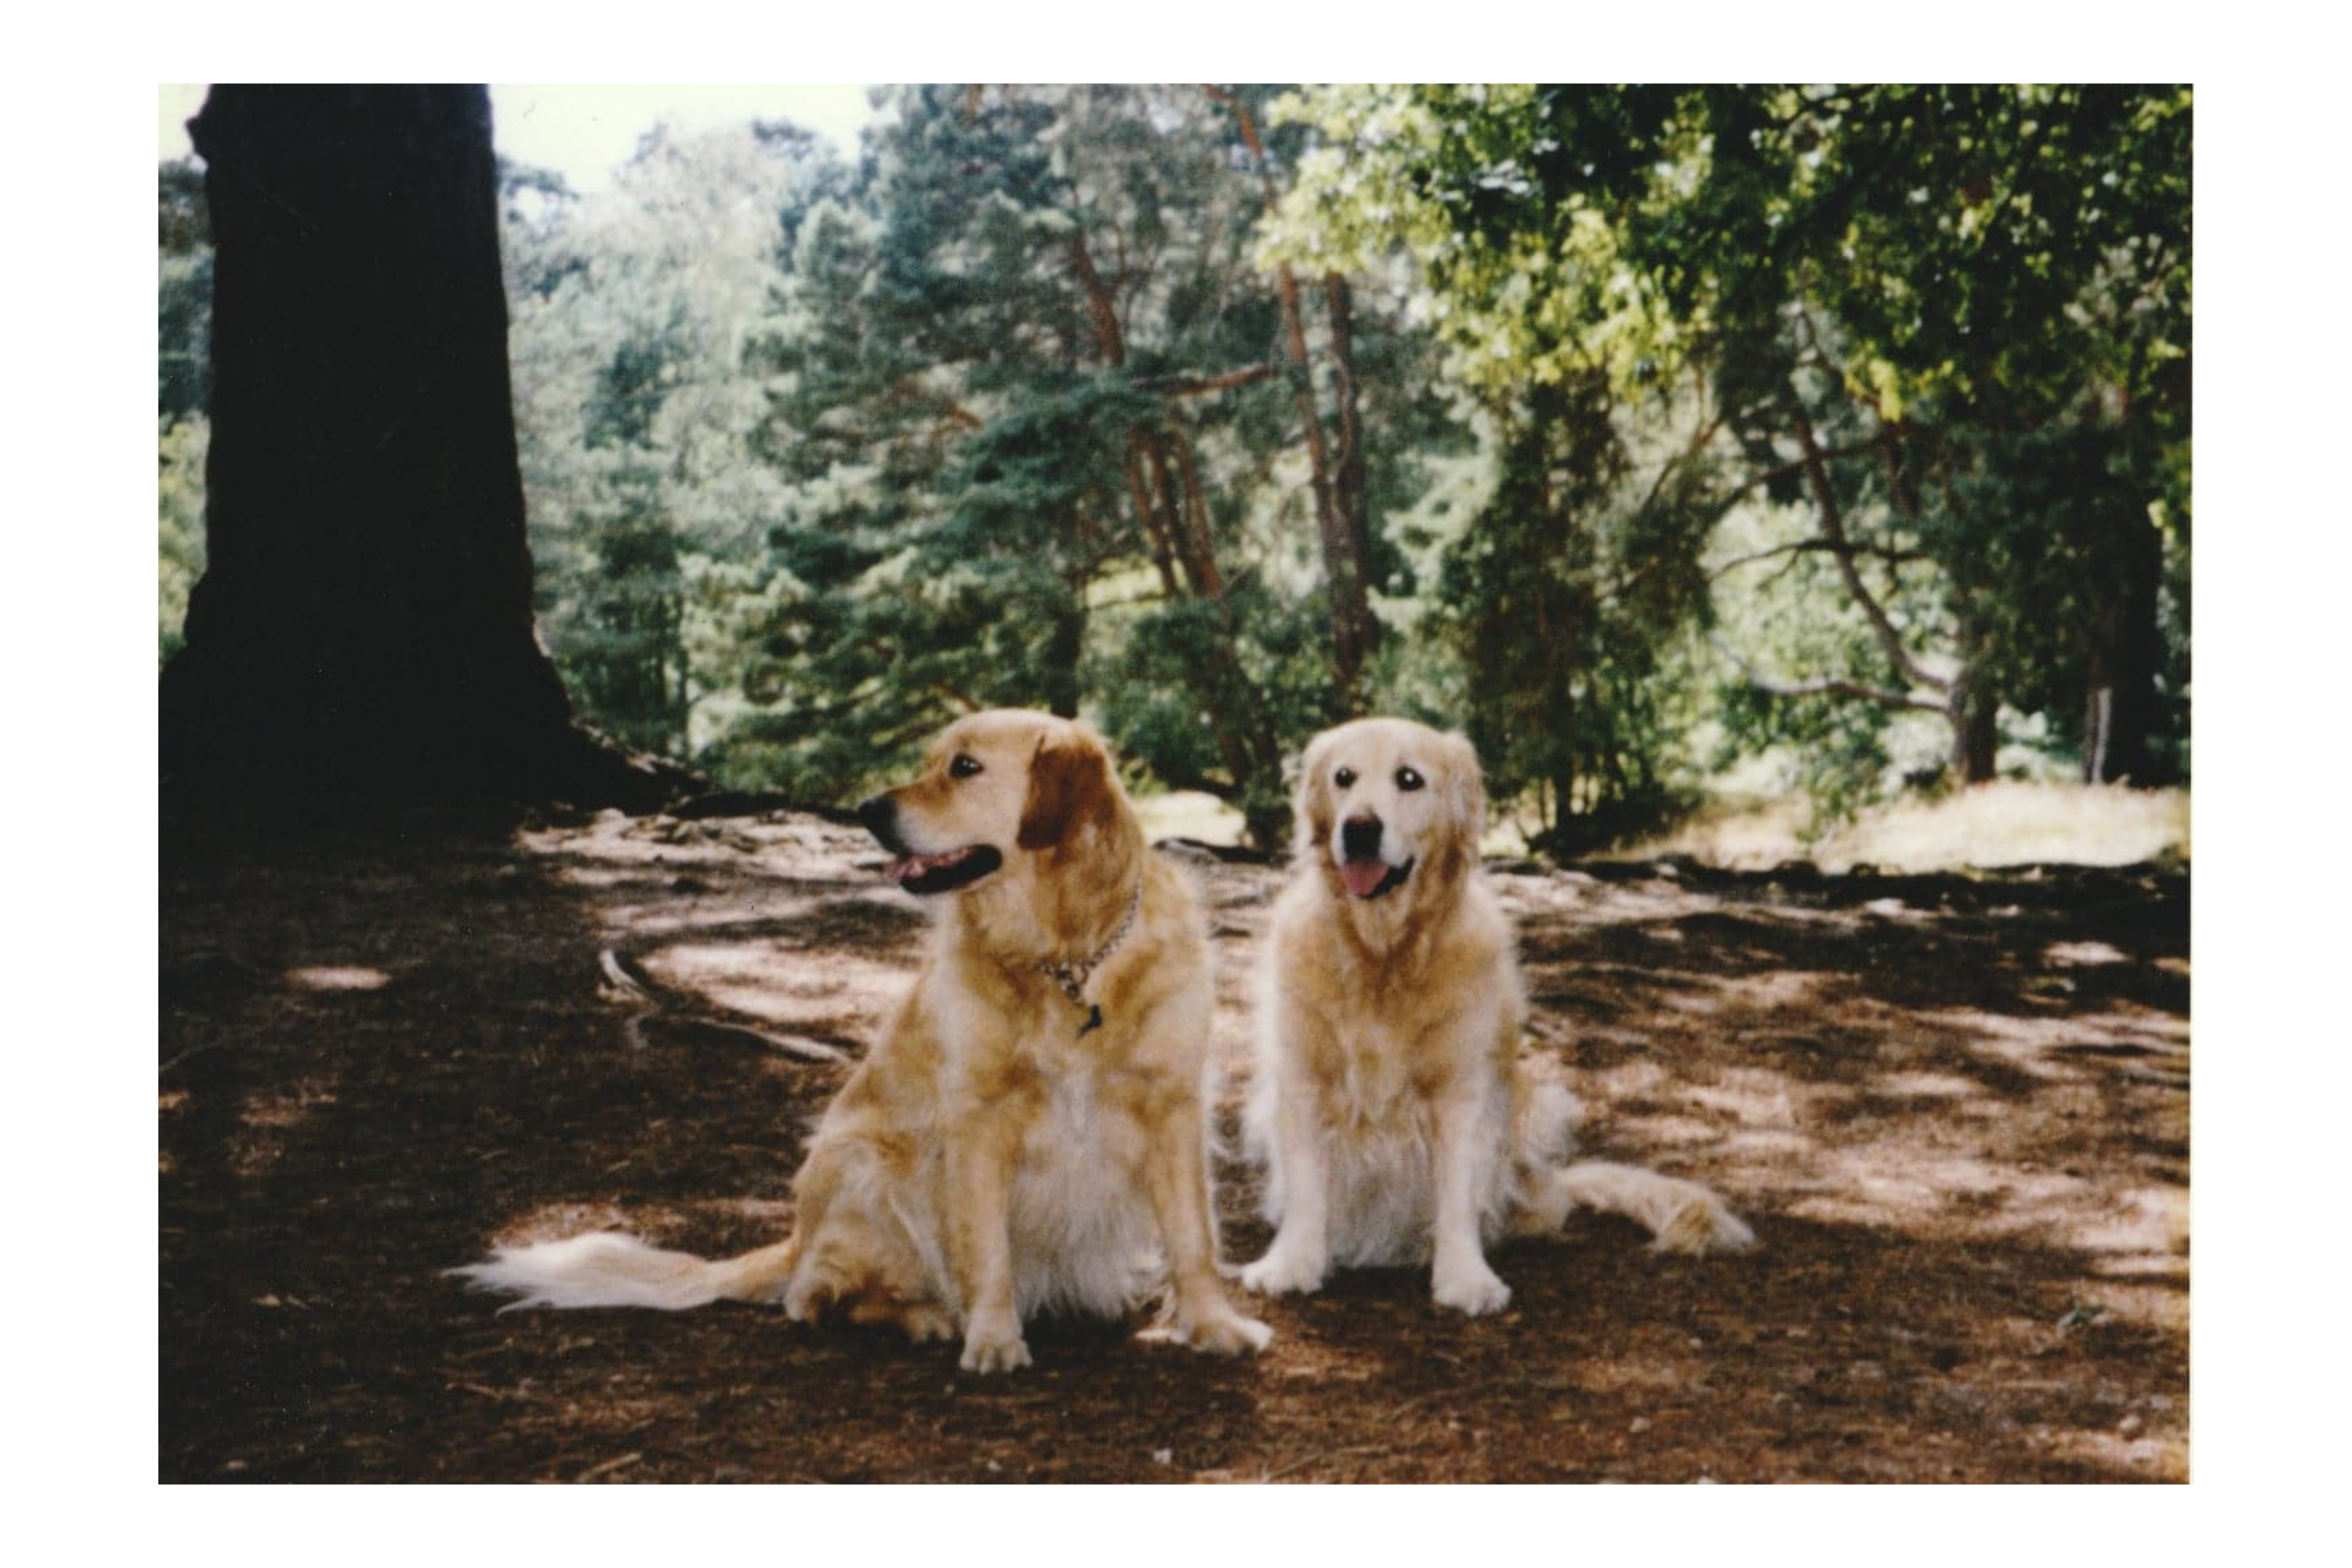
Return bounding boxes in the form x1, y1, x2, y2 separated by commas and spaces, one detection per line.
1036, 882, 1143, 1036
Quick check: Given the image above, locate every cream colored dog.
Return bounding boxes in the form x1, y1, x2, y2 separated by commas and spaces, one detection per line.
1241, 717, 1752, 1316
456, 710, 1271, 1373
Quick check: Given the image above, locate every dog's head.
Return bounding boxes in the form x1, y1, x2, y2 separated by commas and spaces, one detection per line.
1294, 717, 1486, 904
858, 710, 1129, 900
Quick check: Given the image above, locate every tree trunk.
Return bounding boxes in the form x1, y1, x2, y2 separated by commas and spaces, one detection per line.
2081, 501, 2165, 785
1205, 85, 1377, 702
1323, 269, 1374, 641
1951, 673, 2000, 785
160, 85, 677, 811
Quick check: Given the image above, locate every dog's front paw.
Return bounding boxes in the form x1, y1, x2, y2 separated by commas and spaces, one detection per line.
1654, 1196, 1756, 1257
1186, 1306, 1276, 1356
1432, 1260, 1512, 1316
1240, 1243, 1327, 1298
959, 1312, 1033, 1374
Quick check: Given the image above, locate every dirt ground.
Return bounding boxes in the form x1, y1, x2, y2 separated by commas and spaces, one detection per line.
158, 804, 2188, 1483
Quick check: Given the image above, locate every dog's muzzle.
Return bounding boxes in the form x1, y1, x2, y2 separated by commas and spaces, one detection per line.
860, 794, 1004, 896
858, 795, 907, 855
1337, 815, 1412, 899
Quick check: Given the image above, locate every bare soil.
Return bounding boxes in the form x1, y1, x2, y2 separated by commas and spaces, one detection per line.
158, 807, 2188, 1483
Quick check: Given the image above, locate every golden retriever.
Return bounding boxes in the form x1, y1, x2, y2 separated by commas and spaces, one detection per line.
1240, 717, 1752, 1316
456, 710, 1271, 1373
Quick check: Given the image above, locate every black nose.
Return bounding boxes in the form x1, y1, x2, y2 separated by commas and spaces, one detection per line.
1341, 815, 1383, 862
858, 795, 906, 855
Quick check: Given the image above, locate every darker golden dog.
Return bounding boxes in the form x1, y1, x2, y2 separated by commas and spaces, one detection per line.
457, 711, 1271, 1372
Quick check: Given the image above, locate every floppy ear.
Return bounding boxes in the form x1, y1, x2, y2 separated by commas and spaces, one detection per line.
1018, 734, 1119, 851
1444, 731, 1489, 847
1293, 731, 1337, 855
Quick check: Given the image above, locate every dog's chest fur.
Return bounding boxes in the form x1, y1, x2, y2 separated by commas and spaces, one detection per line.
930, 977, 1171, 1316
1011, 1027, 1165, 1316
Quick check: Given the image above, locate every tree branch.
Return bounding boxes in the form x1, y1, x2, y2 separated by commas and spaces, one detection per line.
1709, 635, 1951, 715
1130, 363, 1276, 397
1788, 393, 1954, 693
1711, 538, 1928, 579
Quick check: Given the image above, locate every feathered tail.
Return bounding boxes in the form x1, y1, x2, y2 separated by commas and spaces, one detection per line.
448, 1231, 799, 1312
1515, 1077, 1753, 1254
1552, 1161, 1754, 1254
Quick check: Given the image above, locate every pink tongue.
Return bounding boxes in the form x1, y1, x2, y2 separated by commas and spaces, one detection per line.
889, 850, 964, 884
1340, 859, 1392, 898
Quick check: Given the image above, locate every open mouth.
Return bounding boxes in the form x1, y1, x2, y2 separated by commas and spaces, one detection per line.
884, 844, 1004, 896
1339, 856, 1414, 900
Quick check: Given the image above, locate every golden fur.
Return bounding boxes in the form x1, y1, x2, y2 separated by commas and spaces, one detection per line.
457, 711, 1270, 1373
1241, 717, 1752, 1315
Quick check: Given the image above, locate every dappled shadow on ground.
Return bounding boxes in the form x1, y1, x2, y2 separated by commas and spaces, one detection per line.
159, 813, 2186, 1482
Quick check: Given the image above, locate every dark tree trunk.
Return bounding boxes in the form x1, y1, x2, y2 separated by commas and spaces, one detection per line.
2082, 503, 2165, 785
1951, 674, 2000, 785
1044, 593, 1086, 720
1320, 270, 1380, 695
160, 85, 680, 812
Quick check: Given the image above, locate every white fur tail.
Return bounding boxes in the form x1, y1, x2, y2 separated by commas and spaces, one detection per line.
448, 1232, 798, 1312
1554, 1161, 1755, 1256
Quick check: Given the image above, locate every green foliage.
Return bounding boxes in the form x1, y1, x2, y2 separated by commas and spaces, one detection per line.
158, 159, 212, 425
503, 125, 844, 767
718, 85, 1449, 834
159, 160, 212, 667
159, 89, 2193, 848
158, 415, 208, 664
1432, 376, 1718, 849
1274, 84, 2192, 814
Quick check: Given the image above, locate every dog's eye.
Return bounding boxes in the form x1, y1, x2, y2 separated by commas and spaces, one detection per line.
1396, 767, 1425, 792
948, 753, 983, 779
1334, 767, 1356, 789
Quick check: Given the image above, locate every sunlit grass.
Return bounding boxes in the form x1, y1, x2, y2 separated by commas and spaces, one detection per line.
1630, 782, 2189, 873
1138, 779, 2190, 874
1133, 789, 1250, 847
1814, 782, 2189, 873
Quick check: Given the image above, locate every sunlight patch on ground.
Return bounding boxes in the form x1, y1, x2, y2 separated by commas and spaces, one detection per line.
231, 1077, 340, 1177
1779, 1149, 2050, 1228
1611, 1112, 1743, 1150
1658, 990, 1722, 1018
611, 900, 808, 940
1682, 1069, 1801, 1128
241, 1082, 339, 1128
2044, 940, 2130, 967
1925, 1006, 2154, 1083
518, 813, 928, 1057
1133, 789, 1246, 847
285, 964, 390, 991
637, 941, 905, 1034
1546, 1354, 1707, 1394
1492, 874, 1720, 930
1871, 1071, 1982, 1101
481, 1196, 797, 1253
1578, 1059, 1679, 1102
2044, 1425, 2185, 1481
1716, 1127, 1814, 1159
1710, 969, 1831, 1012
2072, 1185, 2190, 1261
1756, 1120, 2191, 1299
